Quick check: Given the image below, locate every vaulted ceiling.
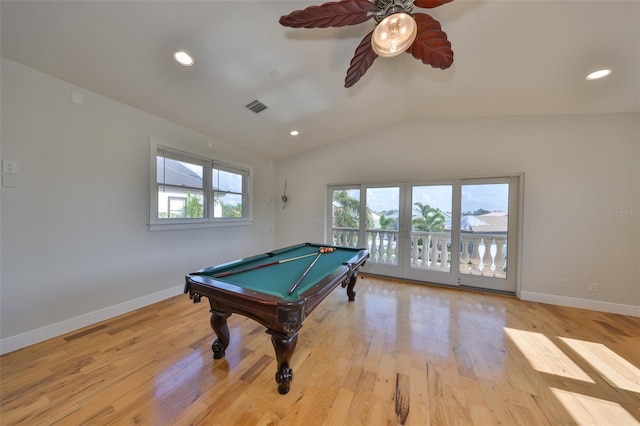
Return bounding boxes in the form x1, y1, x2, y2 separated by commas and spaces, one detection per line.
2, 1, 638, 160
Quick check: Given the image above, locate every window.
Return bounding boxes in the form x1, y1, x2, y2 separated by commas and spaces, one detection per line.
212, 163, 247, 218
149, 137, 252, 230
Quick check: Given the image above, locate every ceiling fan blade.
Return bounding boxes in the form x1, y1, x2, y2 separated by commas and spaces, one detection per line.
406, 13, 454, 69
279, 0, 376, 28
344, 31, 378, 88
414, 0, 454, 9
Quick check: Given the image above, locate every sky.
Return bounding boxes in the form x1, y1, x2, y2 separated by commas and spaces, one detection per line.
364, 184, 509, 215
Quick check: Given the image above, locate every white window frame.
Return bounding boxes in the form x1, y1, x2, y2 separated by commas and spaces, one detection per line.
149, 136, 253, 231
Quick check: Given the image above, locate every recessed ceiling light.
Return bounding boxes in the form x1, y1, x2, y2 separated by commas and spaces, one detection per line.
173, 50, 194, 67
290, 130, 300, 136
586, 69, 611, 80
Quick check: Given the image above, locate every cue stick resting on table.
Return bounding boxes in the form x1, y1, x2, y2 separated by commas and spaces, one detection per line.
288, 247, 335, 295
212, 252, 318, 278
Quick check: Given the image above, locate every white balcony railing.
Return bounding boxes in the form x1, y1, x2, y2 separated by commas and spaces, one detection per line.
331, 228, 507, 278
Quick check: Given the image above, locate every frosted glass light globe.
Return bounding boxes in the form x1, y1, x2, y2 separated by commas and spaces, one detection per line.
371, 13, 417, 58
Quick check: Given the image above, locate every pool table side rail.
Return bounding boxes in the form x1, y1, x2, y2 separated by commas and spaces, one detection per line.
187, 275, 302, 334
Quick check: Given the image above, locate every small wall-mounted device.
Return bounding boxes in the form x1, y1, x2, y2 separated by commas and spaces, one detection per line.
281, 180, 288, 209
2, 160, 18, 188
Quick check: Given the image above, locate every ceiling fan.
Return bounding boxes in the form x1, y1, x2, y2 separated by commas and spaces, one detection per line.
279, 0, 454, 88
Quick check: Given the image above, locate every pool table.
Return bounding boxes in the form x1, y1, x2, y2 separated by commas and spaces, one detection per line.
184, 242, 369, 394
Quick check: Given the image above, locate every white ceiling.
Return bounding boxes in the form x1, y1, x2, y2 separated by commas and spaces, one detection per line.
2, 1, 638, 161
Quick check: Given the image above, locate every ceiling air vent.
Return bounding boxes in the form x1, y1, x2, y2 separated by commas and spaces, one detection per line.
245, 99, 268, 113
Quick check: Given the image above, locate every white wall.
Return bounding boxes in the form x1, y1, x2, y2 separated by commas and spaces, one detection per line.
275, 114, 640, 315
0, 58, 276, 352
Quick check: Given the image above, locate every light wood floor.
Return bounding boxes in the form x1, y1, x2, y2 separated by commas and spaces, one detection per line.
1, 276, 639, 425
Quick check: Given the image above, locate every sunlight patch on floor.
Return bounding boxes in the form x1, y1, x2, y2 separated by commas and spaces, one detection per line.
503, 327, 594, 383
559, 337, 640, 393
550, 387, 639, 425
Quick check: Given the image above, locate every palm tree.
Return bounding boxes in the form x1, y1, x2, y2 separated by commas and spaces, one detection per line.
183, 193, 203, 218
412, 202, 445, 232
379, 214, 396, 230
221, 202, 242, 217
332, 190, 374, 229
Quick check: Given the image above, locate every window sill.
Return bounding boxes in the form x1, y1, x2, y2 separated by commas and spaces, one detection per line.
148, 219, 253, 231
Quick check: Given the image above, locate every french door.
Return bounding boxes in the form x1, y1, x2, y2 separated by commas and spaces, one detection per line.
327, 185, 403, 277
327, 175, 521, 293
403, 183, 458, 285
456, 178, 519, 292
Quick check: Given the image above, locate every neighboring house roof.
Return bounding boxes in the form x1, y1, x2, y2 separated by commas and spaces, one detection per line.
464, 213, 508, 234
461, 215, 489, 229
157, 157, 202, 189
445, 212, 508, 234
481, 211, 508, 217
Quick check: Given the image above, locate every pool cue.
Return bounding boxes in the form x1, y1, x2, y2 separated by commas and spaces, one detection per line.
213, 252, 319, 278
288, 252, 322, 295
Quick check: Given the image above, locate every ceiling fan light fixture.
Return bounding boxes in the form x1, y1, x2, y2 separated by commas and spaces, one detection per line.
371, 12, 417, 58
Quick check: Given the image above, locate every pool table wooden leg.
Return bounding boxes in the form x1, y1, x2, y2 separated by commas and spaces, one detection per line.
209, 308, 231, 359
344, 272, 359, 301
270, 332, 298, 394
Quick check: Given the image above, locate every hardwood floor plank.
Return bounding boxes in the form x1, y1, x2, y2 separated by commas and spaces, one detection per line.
394, 373, 411, 424
345, 369, 378, 424
406, 401, 430, 426
324, 387, 355, 425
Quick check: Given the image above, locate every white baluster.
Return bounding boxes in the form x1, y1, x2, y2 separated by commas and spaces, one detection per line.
370, 231, 378, 262
489, 238, 497, 273
441, 238, 449, 272
377, 231, 385, 263
470, 237, 482, 275
430, 234, 439, 270
459, 236, 470, 273
385, 232, 393, 264
390, 232, 397, 265
421, 234, 429, 269
382, 232, 388, 264
479, 238, 493, 275
478, 238, 486, 273
411, 235, 419, 267
494, 237, 506, 278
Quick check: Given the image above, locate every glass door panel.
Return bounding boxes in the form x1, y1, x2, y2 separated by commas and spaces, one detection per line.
364, 186, 402, 275
458, 179, 517, 292
329, 188, 362, 247
404, 184, 458, 285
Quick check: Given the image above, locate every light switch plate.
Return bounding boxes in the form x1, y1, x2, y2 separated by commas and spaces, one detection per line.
3, 160, 18, 174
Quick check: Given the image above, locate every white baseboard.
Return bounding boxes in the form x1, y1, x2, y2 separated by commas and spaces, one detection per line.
520, 291, 640, 317
0, 285, 184, 355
